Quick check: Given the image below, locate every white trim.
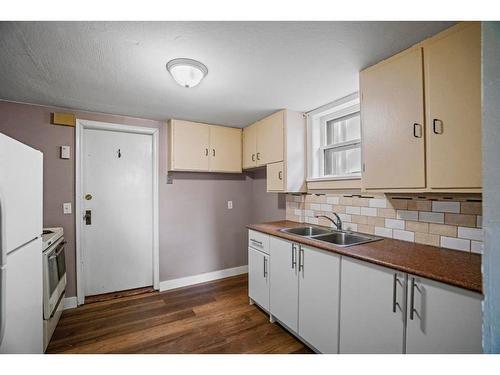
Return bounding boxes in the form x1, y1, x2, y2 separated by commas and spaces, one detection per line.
159, 265, 249, 292
63, 296, 77, 310
75, 119, 160, 306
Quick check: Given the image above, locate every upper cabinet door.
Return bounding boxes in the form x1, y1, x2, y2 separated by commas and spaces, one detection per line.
360, 47, 426, 189
424, 22, 482, 189
257, 111, 284, 166
266, 161, 284, 192
242, 123, 257, 169
209, 125, 242, 173
169, 120, 210, 171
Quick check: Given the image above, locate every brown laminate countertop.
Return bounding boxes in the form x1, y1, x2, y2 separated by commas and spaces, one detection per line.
247, 221, 482, 294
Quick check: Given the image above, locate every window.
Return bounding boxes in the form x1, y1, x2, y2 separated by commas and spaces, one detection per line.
307, 93, 361, 181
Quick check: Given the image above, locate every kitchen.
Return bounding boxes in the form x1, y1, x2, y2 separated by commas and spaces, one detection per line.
0, 3, 499, 371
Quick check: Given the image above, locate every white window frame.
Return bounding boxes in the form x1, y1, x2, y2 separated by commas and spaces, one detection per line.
307, 92, 361, 182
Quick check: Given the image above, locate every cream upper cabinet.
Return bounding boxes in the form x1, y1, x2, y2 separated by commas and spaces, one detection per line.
360, 47, 426, 189
209, 125, 242, 173
256, 111, 284, 166
266, 161, 284, 192
424, 22, 482, 189
242, 110, 306, 193
168, 119, 242, 173
242, 122, 258, 169
360, 22, 481, 192
168, 119, 210, 172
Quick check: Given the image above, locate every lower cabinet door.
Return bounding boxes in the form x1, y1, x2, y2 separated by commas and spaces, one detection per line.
406, 276, 483, 354
248, 247, 269, 311
339, 257, 406, 353
298, 246, 340, 353
270, 237, 299, 332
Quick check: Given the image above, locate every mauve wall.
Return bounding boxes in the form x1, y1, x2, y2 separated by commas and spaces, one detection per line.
0, 100, 285, 297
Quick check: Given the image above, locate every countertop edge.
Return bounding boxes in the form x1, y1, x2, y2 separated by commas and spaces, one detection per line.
247, 222, 482, 294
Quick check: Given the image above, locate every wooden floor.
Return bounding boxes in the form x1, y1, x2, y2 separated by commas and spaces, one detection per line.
47, 274, 313, 354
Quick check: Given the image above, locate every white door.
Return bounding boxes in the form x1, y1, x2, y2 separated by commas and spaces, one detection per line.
298, 246, 340, 354
83, 128, 153, 296
269, 237, 299, 332
406, 276, 483, 354
248, 247, 269, 311
339, 258, 406, 353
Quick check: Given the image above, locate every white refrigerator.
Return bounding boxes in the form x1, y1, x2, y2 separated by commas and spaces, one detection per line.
0, 132, 43, 354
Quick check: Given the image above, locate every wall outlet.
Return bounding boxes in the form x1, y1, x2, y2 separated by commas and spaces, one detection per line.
63, 202, 72, 214
227, 201, 233, 210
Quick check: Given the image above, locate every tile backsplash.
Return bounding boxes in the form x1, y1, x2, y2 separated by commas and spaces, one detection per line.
285, 193, 483, 254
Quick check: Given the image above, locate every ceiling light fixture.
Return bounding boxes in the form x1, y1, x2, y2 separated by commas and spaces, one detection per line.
166, 58, 208, 88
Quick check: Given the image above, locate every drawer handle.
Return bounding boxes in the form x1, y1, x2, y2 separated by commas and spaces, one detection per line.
433, 118, 444, 134
250, 239, 263, 246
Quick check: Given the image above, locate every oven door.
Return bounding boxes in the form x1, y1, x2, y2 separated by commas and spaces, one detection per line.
43, 239, 67, 319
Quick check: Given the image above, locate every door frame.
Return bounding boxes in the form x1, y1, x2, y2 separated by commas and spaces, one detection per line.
75, 119, 160, 305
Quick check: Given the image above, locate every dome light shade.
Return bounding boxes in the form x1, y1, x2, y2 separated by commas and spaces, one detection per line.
166, 58, 208, 88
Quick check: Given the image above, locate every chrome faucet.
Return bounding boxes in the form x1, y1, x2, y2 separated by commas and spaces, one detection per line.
315, 213, 343, 231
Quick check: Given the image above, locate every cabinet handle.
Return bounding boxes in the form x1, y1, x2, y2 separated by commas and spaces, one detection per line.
278, 170, 283, 180
410, 277, 420, 320
212, 149, 216, 157
205, 148, 209, 156
263, 257, 268, 278
291, 244, 297, 269
413, 123, 423, 138
256, 152, 261, 161
298, 247, 304, 273
252, 154, 255, 162
432, 118, 444, 134
392, 273, 402, 313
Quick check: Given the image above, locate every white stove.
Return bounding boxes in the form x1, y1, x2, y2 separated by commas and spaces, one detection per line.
42, 227, 64, 251
41, 226, 66, 351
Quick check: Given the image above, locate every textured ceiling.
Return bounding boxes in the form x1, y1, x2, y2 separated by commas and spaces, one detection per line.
0, 21, 454, 127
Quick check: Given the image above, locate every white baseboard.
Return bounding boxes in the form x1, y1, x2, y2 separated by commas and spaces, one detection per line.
63, 296, 78, 310
159, 265, 248, 292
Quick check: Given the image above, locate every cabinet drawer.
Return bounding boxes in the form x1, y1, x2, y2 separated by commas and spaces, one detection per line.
248, 230, 270, 254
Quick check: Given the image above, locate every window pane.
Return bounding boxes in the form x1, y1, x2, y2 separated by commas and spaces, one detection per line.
326, 113, 361, 146
324, 147, 361, 177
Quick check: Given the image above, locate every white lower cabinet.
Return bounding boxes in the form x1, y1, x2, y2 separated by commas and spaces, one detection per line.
269, 237, 299, 331
339, 257, 406, 354
405, 275, 482, 354
248, 247, 270, 311
248, 230, 482, 354
298, 245, 340, 354
269, 237, 341, 353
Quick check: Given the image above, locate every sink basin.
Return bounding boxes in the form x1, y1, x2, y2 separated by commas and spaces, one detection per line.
280, 225, 382, 247
314, 231, 381, 247
280, 226, 332, 237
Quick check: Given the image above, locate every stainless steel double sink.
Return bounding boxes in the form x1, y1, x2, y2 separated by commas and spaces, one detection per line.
280, 225, 382, 247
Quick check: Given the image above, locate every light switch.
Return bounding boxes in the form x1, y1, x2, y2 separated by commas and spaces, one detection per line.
227, 201, 233, 210
60, 146, 70, 159
63, 202, 72, 214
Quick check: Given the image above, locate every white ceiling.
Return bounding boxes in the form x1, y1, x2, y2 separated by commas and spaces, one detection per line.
0, 21, 454, 127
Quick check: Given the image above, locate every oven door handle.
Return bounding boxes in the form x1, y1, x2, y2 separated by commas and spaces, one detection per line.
48, 241, 66, 260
